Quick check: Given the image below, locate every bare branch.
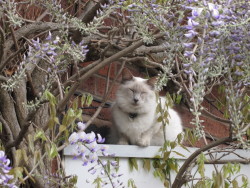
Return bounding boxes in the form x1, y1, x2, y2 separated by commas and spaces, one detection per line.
85, 61, 125, 128
57, 33, 166, 113
172, 136, 235, 188
5, 107, 40, 151
0, 26, 5, 64
0, 112, 14, 144
0, 48, 24, 72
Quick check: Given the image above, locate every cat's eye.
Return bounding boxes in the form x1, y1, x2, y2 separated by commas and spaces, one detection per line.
129, 88, 135, 93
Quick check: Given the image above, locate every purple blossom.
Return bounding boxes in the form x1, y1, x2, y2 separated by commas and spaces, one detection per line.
96, 134, 105, 143
110, 161, 118, 167
77, 122, 86, 131
81, 154, 88, 166
184, 30, 198, 38
89, 152, 98, 163
184, 51, 193, 57
208, 3, 220, 19
45, 31, 52, 41
0, 151, 16, 188
184, 70, 193, 75
100, 145, 109, 152
78, 132, 87, 142
85, 132, 96, 143
183, 43, 194, 48
190, 54, 197, 62
209, 31, 220, 37
192, 8, 203, 17
78, 145, 87, 155
88, 141, 98, 152
69, 132, 79, 144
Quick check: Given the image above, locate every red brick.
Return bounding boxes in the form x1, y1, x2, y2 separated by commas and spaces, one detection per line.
109, 83, 119, 100
79, 76, 96, 94
79, 61, 94, 68
99, 108, 112, 121
95, 76, 109, 98
98, 63, 116, 79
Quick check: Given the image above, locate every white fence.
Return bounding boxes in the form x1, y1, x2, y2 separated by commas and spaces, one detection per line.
63, 145, 250, 188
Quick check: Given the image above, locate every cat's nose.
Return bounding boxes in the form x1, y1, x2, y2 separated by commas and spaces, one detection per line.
134, 98, 139, 103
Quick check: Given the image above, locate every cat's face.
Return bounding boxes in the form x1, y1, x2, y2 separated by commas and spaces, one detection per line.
115, 69, 157, 113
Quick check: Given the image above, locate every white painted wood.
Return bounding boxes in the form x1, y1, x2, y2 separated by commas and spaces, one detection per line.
63, 144, 250, 188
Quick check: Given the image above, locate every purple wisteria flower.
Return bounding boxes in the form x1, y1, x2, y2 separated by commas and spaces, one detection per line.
77, 122, 86, 131
0, 151, 17, 188
208, 3, 220, 19
68, 130, 122, 187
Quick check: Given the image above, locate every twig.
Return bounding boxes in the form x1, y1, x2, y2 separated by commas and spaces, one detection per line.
0, 48, 23, 72
85, 61, 125, 128
205, 159, 250, 164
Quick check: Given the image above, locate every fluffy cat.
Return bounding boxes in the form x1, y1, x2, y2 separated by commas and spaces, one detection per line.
111, 68, 183, 146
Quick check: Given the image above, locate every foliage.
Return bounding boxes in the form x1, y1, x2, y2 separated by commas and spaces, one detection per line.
0, 0, 249, 188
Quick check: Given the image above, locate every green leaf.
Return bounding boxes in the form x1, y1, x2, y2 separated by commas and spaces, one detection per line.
197, 152, 207, 178
128, 179, 137, 188
33, 150, 41, 165
81, 94, 86, 106
163, 151, 170, 160
93, 176, 102, 188
72, 98, 79, 111
164, 180, 170, 188
0, 122, 2, 133
34, 130, 47, 142
10, 167, 24, 182
172, 151, 185, 158
143, 159, 151, 172
22, 149, 29, 165
15, 149, 23, 167
232, 179, 239, 188
49, 143, 58, 159
179, 143, 190, 152
44, 90, 57, 105
86, 93, 93, 106
129, 158, 138, 171
59, 124, 67, 133
157, 116, 163, 122
170, 141, 177, 149
28, 134, 34, 153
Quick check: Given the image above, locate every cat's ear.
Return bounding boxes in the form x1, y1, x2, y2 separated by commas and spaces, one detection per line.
147, 76, 158, 90
121, 68, 133, 83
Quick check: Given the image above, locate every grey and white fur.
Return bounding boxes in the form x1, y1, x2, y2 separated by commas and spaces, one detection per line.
111, 68, 183, 146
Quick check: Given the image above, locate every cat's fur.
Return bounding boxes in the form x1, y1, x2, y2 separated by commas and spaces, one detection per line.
111, 68, 183, 146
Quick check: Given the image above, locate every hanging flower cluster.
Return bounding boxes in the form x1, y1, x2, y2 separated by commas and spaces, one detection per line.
68, 122, 124, 187
181, 0, 250, 139
1, 31, 88, 92
0, 151, 17, 188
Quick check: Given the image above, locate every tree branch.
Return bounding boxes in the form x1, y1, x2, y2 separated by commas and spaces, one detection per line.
5, 107, 39, 151
2, 22, 66, 61
56, 33, 166, 113
172, 136, 235, 188
0, 26, 5, 64
0, 113, 14, 144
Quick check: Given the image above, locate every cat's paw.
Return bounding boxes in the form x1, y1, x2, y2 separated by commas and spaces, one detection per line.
137, 137, 151, 147
118, 139, 129, 145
